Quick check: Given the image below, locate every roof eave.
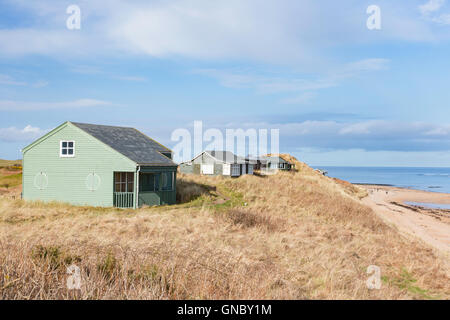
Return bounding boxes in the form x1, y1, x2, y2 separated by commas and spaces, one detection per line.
137, 162, 178, 167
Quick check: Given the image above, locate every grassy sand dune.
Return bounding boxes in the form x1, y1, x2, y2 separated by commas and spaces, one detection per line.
0, 159, 22, 193
0, 157, 448, 299
0, 159, 21, 168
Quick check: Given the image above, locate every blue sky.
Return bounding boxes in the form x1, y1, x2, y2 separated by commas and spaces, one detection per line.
1, 0, 450, 166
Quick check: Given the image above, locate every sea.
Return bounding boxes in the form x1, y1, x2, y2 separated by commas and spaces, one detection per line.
314, 167, 450, 194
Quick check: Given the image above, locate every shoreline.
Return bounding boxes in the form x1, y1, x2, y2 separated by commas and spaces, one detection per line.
360, 184, 450, 256
361, 184, 450, 205
354, 183, 450, 195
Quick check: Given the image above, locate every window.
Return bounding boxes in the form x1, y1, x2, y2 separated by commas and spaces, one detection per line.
161, 152, 172, 159
114, 172, 134, 192
231, 164, 240, 176
140, 173, 159, 192
60, 141, 75, 157
161, 172, 173, 191
201, 164, 214, 175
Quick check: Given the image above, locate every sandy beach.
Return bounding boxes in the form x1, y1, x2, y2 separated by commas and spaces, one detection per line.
361, 185, 450, 256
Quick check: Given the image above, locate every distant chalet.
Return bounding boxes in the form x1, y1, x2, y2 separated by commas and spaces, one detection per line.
179, 151, 294, 176
180, 151, 256, 177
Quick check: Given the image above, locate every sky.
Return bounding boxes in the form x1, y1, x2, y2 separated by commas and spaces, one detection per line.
1, 0, 450, 166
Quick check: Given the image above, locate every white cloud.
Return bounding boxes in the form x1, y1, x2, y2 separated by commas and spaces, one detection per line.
0, 28, 87, 56
0, 74, 50, 88
0, 99, 112, 111
0, 74, 27, 86
280, 92, 317, 105
424, 126, 450, 135
432, 13, 450, 24
344, 59, 390, 73
339, 122, 373, 135
70, 65, 147, 82
419, 0, 450, 25
194, 58, 389, 102
0, 1, 445, 62
111, 75, 147, 82
419, 0, 445, 15
195, 68, 339, 94
214, 119, 450, 152
70, 65, 103, 75
0, 125, 48, 142
31, 80, 49, 88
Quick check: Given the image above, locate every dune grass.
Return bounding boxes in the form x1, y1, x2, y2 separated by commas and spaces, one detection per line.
0, 159, 22, 168
0, 172, 22, 189
0, 160, 448, 299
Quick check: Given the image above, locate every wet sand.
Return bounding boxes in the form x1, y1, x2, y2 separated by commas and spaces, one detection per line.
361, 185, 450, 257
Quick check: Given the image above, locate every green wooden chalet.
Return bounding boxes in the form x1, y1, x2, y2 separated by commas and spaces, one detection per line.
22, 121, 177, 208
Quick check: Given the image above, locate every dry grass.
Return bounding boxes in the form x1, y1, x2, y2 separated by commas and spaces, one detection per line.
0, 159, 21, 168
0, 158, 449, 300
0, 172, 22, 189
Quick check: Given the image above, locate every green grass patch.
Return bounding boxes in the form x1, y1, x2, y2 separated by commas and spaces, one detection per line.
212, 184, 245, 211
382, 268, 439, 299
0, 173, 22, 188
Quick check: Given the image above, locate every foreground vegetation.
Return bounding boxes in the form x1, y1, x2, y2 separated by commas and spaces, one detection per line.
0, 158, 448, 299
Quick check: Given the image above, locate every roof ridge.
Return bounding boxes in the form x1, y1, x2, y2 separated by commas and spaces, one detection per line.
71, 121, 176, 166
70, 121, 134, 129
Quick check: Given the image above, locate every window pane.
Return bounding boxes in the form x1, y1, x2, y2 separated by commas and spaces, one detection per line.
154, 174, 159, 191
127, 182, 134, 192
127, 172, 134, 183
114, 172, 120, 183
162, 173, 167, 187
62, 142, 67, 148
68, 142, 73, 147
162, 172, 172, 191
115, 183, 121, 192
62, 149, 67, 155
120, 182, 126, 192
140, 173, 156, 192
68, 149, 73, 155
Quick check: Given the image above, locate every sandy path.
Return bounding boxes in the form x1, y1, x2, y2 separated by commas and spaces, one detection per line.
361, 185, 450, 257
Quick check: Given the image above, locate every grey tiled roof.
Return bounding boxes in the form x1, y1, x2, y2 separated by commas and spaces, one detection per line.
72, 122, 176, 166
206, 151, 257, 164
259, 156, 290, 164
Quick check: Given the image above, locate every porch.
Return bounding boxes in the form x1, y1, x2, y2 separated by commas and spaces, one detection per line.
113, 167, 177, 208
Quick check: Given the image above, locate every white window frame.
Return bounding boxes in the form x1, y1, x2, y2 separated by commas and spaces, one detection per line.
222, 163, 231, 175
231, 164, 240, 176
60, 140, 75, 158
201, 164, 214, 175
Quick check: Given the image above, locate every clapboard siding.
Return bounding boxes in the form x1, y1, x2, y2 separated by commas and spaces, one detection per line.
23, 122, 136, 207
192, 153, 224, 175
